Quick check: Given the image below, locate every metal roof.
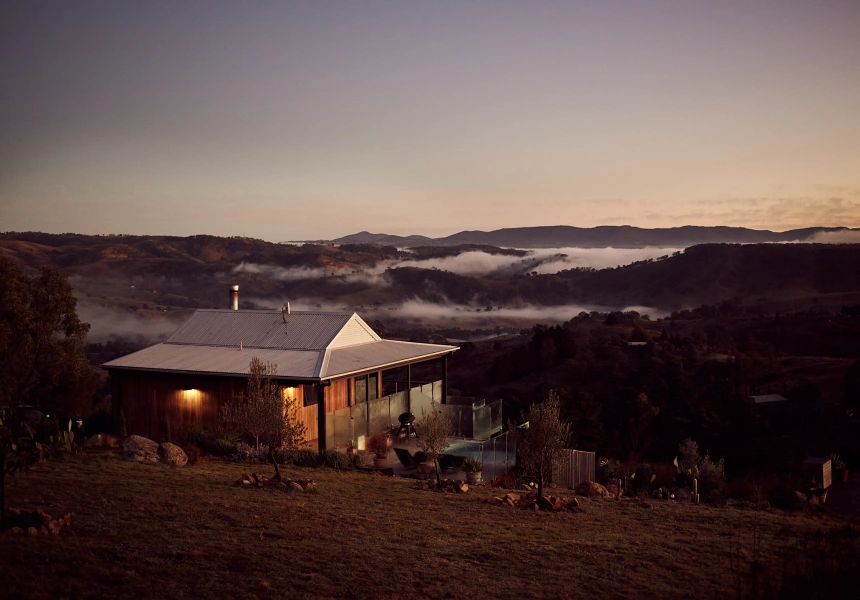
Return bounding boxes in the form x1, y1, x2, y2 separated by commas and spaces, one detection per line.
751, 394, 788, 404
103, 308, 458, 380
166, 309, 352, 350
103, 344, 321, 379
324, 340, 456, 378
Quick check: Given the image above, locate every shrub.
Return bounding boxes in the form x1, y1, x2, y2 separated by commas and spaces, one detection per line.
182, 444, 201, 464
320, 450, 361, 470
462, 457, 483, 473
632, 463, 654, 493
697, 454, 726, 495
366, 431, 390, 459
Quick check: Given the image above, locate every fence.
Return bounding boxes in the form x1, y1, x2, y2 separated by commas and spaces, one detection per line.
443, 431, 516, 483
553, 450, 595, 490
325, 382, 504, 448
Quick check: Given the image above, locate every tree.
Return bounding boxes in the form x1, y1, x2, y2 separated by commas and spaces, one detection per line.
0, 257, 97, 415
415, 403, 453, 489
220, 357, 305, 481
512, 391, 571, 508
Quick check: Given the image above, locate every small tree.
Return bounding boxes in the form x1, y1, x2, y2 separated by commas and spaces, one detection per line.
512, 391, 571, 508
416, 403, 453, 489
220, 357, 305, 481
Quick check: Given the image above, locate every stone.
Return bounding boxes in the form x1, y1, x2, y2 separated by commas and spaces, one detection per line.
808, 494, 819, 507
302, 481, 317, 492
158, 442, 188, 467
121, 435, 160, 463
574, 481, 610, 497
487, 496, 504, 505
48, 520, 61, 534
27, 527, 38, 535
290, 481, 304, 493
794, 491, 809, 503
7, 527, 24, 536
607, 484, 621, 497
565, 498, 580, 510
675, 487, 692, 501
6, 507, 20, 517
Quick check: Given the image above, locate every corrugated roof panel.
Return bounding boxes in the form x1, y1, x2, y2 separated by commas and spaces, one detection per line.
103, 343, 320, 379
324, 340, 457, 378
166, 309, 352, 350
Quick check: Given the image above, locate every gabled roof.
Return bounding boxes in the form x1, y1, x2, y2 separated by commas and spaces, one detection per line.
165, 309, 376, 350
103, 309, 455, 381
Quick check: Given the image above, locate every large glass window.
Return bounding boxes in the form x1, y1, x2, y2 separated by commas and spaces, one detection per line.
368, 373, 378, 401
354, 377, 367, 404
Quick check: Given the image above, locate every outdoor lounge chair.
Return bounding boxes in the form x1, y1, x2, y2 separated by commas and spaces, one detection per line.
393, 447, 428, 469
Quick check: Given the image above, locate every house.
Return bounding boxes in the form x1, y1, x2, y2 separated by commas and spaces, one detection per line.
103, 296, 457, 452
750, 394, 788, 405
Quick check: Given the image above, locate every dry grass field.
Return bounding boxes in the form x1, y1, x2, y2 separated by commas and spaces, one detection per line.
1, 452, 855, 600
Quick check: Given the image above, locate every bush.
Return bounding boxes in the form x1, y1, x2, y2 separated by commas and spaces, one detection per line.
186, 427, 241, 457
697, 454, 726, 495
273, 448, 361, 470
632, 463, 653, 493
320, 450, 362, 470
182, 444, 201, 464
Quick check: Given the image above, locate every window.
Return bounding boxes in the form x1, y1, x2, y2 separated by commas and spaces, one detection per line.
303, 384, 317, 407
354, 377, 367, 404
368, 373, 378, 401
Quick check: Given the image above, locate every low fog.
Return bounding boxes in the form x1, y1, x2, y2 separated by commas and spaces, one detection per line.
233, 245, 684, 282
76, 299, 186, 343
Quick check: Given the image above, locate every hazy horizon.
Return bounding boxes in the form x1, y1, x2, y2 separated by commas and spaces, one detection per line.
2, 1, 859, 240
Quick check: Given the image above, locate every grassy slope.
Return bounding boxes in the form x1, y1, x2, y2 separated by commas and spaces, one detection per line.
2, 453, 846, 600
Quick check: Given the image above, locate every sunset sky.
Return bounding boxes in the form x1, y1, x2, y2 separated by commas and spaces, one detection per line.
1, 1, 859, 241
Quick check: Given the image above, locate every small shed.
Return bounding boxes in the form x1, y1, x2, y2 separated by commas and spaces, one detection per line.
802, 457, 832, 489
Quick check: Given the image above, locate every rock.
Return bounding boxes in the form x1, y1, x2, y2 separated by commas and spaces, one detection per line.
290, 481, 304, 493
5, 508, 20, 517
607, 484, 621, 497
487, 496, 504, 505
574, 481, 610, 497
565, 498, 580, 510
7, 527, 24, 535
675, 487, 691, 501
794, 491, 809, 503
27, 527, 38, 535
48, 520, 61, 535
302, 481, 317, 492
121, 435, 160, 463
158, 442, 188, 467
808, 494, 819, 507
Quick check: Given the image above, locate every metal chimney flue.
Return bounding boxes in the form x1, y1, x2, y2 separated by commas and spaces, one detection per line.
230, 285, 239, 310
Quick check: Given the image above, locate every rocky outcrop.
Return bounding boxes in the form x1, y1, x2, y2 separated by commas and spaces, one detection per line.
158, 442, 188, 467
574, 481, 610, 497
121, 435, 159, 463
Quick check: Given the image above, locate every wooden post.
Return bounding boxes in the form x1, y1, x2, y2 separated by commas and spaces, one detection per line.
317, 383, 327, 453
693, 478, 698, 504
441, 354, 448, 405
406, 364, 412, 413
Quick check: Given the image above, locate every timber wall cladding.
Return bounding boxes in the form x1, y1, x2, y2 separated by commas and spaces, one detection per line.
119, 371, 246, 440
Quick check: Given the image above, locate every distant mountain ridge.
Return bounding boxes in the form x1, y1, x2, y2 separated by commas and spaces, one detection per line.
327, 225, 854, 248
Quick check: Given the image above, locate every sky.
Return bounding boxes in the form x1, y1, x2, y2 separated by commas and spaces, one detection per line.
1, 0, 859, 241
